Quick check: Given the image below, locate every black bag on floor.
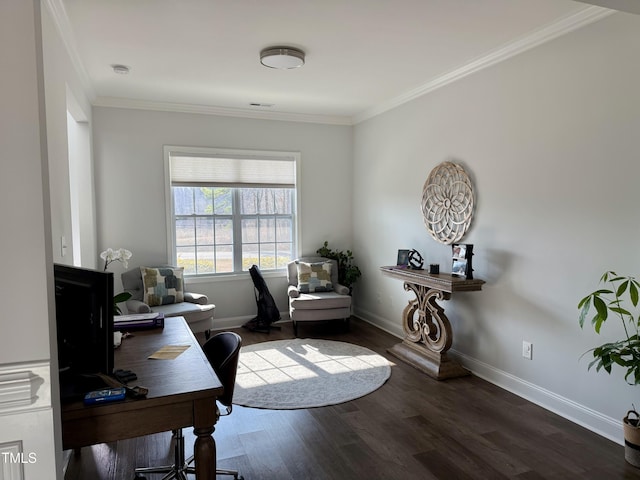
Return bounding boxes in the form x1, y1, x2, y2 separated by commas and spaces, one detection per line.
243, 264, 281, 333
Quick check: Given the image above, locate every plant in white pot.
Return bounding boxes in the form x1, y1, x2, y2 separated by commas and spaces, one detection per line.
100, 247, 133, 315
578, 271, 640, 467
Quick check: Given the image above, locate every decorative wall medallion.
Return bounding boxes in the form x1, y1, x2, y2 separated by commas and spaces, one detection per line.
421, 161, 474, 244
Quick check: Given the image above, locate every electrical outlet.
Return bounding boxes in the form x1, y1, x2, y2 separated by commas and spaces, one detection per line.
522, 341, 533, 360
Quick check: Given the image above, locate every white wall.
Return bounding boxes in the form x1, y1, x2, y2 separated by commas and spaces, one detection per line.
66, 100, 97, 268
353, 11, 640, 443
41, 3, 95, 268
92, 108, 353, 322
0, 3, 97, 478
0, 1, 60, 478
40, 0, 97, 475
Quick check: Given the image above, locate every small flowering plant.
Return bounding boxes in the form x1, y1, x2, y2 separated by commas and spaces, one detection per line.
100, 248, 132, 271
100, 248, 133, 315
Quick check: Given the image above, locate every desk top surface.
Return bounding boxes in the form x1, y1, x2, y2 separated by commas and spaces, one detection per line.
62, 316, 223, 416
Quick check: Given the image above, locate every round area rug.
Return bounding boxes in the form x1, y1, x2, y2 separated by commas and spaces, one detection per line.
233, 338, 391, 409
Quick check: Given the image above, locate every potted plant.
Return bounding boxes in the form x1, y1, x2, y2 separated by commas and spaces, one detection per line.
316, 241, 361, 292
100, 247, 133, 315
578, 271, 640, 466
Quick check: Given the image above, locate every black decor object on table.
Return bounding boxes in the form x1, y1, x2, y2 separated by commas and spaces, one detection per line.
408, 249, 424, 270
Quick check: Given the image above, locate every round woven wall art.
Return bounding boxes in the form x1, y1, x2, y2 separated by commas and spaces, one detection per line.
421, 161, 475, 245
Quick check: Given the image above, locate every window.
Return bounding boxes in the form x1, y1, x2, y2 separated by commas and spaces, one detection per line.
165, 147, 299, 276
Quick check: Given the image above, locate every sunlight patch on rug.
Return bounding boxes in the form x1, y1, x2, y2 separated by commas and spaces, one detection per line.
233, 338, 391, 409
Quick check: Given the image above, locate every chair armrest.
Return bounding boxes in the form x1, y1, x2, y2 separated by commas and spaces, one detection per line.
125, 299, 151, 314
287, 285, 300, 298
335, 284, 350, 295
184, 292, 209, 305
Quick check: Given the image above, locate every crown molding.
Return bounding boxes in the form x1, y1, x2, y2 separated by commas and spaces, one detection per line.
42, 0, 96, 101
92, 97, 353, 125
353, 5, 615, 124
575, 0, 640, 15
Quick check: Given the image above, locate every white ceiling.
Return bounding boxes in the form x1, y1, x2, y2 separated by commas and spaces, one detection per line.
54, 0, 623, 125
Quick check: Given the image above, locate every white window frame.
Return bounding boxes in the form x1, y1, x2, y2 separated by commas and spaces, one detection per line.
164, 145, 301, 278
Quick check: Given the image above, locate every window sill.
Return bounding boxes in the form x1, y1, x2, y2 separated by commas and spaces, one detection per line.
185, 269, 287, 284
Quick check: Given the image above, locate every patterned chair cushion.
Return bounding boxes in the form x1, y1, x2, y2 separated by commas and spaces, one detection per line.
141, 267, 184, 306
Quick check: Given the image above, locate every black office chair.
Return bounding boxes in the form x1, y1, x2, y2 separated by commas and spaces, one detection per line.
134, 331, 243, 480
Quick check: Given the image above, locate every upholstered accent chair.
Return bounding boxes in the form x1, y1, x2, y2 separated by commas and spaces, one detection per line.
121, 266, 215, 337
287, 256, 352, 336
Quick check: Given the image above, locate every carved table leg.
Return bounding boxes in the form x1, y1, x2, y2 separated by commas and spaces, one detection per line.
192, 397, 218, 480
387, 281, 469, 380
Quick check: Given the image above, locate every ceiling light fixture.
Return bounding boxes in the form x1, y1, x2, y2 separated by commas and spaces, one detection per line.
260, 47, 305, 69
111, 64, 130, 75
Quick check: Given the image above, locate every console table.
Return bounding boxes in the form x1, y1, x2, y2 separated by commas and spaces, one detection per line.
380, 266, 485, 380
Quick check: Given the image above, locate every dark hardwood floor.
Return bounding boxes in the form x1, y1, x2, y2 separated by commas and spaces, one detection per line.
65, 317, 639, 480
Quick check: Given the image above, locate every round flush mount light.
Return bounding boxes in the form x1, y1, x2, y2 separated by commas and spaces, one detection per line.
260, 47, 305, 69
111, 64, 130, 75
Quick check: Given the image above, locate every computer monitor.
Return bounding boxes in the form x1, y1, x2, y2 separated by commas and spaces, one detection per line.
54, 264, 114, 379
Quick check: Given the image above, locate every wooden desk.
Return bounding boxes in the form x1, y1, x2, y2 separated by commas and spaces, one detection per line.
380, 266, 485, 380
61, 316, 223, 480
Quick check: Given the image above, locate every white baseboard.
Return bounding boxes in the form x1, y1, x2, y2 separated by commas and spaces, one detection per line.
354, 309, 623, 446
211, 312, 290, 331
451, 350, 623, 445
354, 307, 403, 339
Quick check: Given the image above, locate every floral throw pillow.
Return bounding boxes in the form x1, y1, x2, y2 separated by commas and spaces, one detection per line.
296, 261, 333, 293
141, 267, 184, 307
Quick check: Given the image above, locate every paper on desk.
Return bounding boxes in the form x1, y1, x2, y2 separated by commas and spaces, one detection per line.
148, 345, 190, 360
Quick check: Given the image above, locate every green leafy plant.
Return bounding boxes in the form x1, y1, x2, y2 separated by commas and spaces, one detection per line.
316, 241, 362, 291
112, 292, 131, 315
578, 271, 640, 385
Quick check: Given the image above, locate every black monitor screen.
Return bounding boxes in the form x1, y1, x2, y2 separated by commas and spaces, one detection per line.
54, 264, 114, 378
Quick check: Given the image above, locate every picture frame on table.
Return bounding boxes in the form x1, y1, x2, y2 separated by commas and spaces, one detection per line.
397, 249, 410, 267
452, 258, 468, 277
452, 244, 467, 259
452, 243, 474, 279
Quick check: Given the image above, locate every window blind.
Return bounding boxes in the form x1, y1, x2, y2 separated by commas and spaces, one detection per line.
170, 154, 296, 188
